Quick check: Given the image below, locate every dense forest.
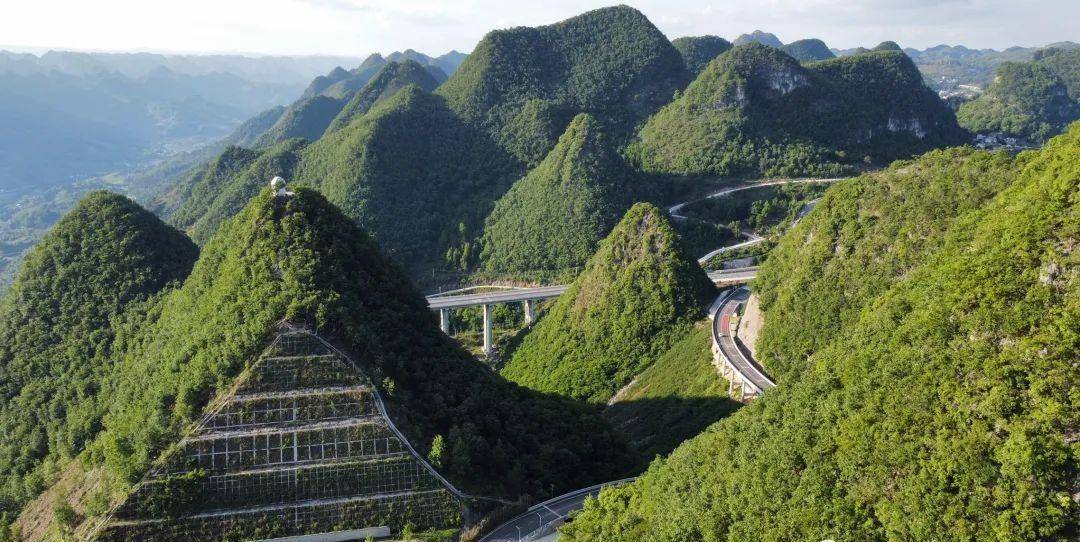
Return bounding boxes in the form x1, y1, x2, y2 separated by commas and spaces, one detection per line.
500, 203, 715, 403
479, 114, 638, 278
96, 188, 637, 506
958, 48, 1080, 142
5, 5, 1080, 540
437, 5, 689, 166
564, 123, 1079, 542
631, 43, 967, 177
0, 192, 197, 525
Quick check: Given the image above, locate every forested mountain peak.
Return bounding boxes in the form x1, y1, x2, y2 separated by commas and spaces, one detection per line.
500, 202, 715, 403
326, 59, 440, 133
0, 191, 197, 521
479, 113, 636, 277
632, 43, 966, 177
437, 5, 688, 165
958, 49, 1080, 142
780, 38, 836, 62
95, 187, 634, 508
733, 30, 783, 48
672, 35, 734, 75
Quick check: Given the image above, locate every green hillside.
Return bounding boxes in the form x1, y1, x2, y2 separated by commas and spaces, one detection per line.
958, 53, 1080, 142
326, 60, 440, 133
168, 139, 305, 245
564, 123, 1080, 542
438, 5, 688, 165
1035, 48, 1080, 99
0, 192, 197, 520
780, 38, 835, 62
479, 114, 636, 277
632, 44, 967, 177
733, 30, 782, 48
298, 86, 518, 271
604, 323, 741, 459
98, 188, 635, 504
672, 35, 733, 75
254, 94, 345, 146
500, 203, 715, 403
753, 147, 1015, 381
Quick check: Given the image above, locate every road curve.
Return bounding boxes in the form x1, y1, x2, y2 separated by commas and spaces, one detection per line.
667, 177, 843, 220
713, 287, 775, 394
479, 478, 637, 542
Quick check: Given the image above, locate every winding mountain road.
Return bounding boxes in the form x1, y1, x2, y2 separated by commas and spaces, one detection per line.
712, 286, 775, 396
479, 479, 636, 542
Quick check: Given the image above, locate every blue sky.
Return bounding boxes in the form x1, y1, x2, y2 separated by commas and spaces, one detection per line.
3, 0, 1075, 56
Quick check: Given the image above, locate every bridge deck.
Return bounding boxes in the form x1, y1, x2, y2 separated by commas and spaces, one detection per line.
426, 268, 758, 310
713, 287, 775, 393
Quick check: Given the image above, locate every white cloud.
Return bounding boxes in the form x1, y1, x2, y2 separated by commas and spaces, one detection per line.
0, 0, 1074, 56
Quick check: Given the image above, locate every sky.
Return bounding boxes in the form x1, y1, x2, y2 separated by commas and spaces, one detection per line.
2, 0, 1076, 57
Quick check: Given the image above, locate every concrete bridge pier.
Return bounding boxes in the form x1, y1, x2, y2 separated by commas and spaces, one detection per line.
523, 299, 535, 325
440, 309, 450, 334
483, 304, 494, 356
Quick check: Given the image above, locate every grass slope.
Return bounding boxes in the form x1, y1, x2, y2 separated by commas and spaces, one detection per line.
605, 323, 741, 460
753, 146, 1016, 381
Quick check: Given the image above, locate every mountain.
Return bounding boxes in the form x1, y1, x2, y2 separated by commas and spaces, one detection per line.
500, 203, 715, 403
753, 146, 1016, 382
1035, 48, 1080, 99
631, 43, 967, 177
164, 62, 446, 250
169, 140, 304, 244
326, 59, 441, 133
479, 114, 637, 277
437, 5, 689, 165
733, 30, 783, 48
780, 38, 836, 62
563, 122, 1080, 542
957, 57, 1080, 142
0, 192, 197, 521
872, 40, 903, 52
385, 49, 468, 81
672, 35, 733, 75
895, 41, 1080, 92
88, 188, 633, 518
297, 86, 519, 271
254, 94, 345, 146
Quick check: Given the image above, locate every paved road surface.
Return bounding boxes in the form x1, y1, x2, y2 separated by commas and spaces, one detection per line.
427, 285, 569, 310
427, 269, 756, 311
714, 287, 775, 392
667, 178, 843, 220
479, 479, 635, 542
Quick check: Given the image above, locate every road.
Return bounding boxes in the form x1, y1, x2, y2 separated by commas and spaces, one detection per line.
426, 269, 756, 311
713, 287, 775, 392
667, 177, 843, 220
479, 479, 636, 542
426, 285, 569, 310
